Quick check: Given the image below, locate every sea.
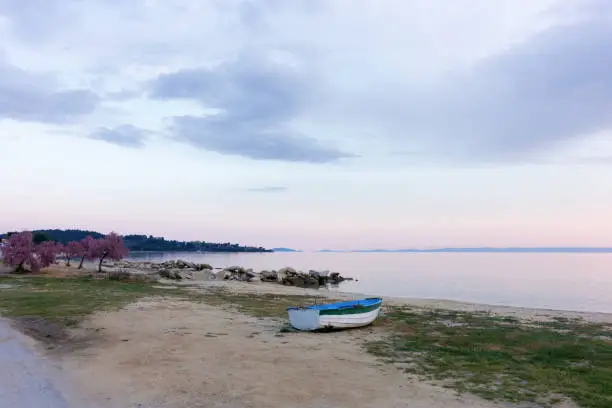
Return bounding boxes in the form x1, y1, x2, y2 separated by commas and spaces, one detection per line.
127, 251, 612, 314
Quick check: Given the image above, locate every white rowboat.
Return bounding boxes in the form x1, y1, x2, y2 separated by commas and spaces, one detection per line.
287, 298, 383, 331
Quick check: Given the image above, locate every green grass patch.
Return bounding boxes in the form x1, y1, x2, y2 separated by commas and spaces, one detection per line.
190, 287, 322, 318
366, 307, 612, 407
0, 275, 181, 325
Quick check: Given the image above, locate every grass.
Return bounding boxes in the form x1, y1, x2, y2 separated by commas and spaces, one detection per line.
192, 287, 322, 318
0, 275, 181, 328
366, 307, 612, 407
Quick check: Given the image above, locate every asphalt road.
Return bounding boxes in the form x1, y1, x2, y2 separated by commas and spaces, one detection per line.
0, 319, 70, 408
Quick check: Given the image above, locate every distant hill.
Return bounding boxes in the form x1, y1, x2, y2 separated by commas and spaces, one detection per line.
317, 247, 612, 253
271, 247, 301, 252
1, 229, 271, 253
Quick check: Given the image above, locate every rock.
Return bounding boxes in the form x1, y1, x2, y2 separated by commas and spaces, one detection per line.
309, 269, 329, 277
191, 270, 216, 281
104, 260, 354, 286
161, 260, 177, 269
283, 274, 320, 288
221, 266, 257, 282
277, 267, 296, 283
260, 270, 278, 282
329, 272, 346, 284
308, 270, 331, 286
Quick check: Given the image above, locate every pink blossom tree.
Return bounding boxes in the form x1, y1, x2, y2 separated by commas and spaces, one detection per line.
63, 241, 83, 267
94, 232, 129, 273
35, 241, 61, 269
1, 231, 37, 273
0, 231, 61, 273
77, 236, 98, 269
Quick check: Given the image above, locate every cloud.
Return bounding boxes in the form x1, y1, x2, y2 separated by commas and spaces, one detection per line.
0, 0, 74, 43
342, 2, 612, 161
0, 62, 99, 124
247, 186, 288, 193
150, 51, 353, 162
454, 21, 612, 158
89, 125, 148, 148
170, 115, 353, 163
3, 0, 611, 164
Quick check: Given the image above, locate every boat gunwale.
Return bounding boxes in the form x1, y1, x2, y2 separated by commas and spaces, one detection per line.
286, 297, 383, 313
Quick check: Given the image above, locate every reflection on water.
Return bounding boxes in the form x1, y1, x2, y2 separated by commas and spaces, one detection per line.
128, 251, 612, 313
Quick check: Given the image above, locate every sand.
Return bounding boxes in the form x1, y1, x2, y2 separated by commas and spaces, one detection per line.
42, 280, 601, 408
58, 299, 505, 408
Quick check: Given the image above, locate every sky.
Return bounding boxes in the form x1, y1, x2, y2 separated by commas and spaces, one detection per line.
1, 0, 612, 250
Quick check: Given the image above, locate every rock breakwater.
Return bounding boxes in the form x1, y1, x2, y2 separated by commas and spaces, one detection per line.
104, 260, 353, 288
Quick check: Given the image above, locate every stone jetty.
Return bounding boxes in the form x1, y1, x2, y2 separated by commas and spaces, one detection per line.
103, 260, 353, 288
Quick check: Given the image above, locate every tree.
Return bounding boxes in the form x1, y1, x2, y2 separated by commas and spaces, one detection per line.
94, 232, 129, 273
35, 241, 61, 269
0, 231, 61, 273
63, 241, 83, 267
77, 236, 97, 269
1, 231, 37, 273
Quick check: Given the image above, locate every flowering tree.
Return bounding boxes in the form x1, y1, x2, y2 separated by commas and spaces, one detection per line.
35, 241, 61, 269
77, 236, 98, 269
0, 231, 61, 273
94, 232, 129, 273
1, 231, 37, 272
63, 241, 83, 267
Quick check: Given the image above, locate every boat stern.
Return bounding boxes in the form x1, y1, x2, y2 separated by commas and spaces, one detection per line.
287, 308, 320, 331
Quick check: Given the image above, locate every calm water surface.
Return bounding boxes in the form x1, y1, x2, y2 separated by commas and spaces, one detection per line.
128, 252, 612, 313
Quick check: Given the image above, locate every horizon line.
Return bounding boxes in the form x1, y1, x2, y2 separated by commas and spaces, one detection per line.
313, 247, 612, 253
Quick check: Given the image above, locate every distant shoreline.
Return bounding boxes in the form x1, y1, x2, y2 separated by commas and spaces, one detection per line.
317, 247, 612, 253
121, 247, 612, 254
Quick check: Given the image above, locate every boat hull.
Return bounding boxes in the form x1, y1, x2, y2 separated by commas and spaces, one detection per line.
287, 298, 382, 331
319, 306, 381, 329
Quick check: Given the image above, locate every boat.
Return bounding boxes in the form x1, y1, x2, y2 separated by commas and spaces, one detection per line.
287, 297, 383, 331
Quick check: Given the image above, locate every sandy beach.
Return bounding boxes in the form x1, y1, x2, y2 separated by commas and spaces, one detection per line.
2, 274, 609, 408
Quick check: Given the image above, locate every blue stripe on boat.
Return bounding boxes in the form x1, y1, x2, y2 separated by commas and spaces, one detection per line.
287, 297, 382, 311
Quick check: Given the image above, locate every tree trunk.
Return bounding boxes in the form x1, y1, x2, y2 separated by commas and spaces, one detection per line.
98, 253, 108, 273
66, 257, 71, 267
78, 255, 85, 269
14, 261, 25, 274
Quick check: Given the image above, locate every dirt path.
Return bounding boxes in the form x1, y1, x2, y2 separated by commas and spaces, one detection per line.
58, 298, 527, 408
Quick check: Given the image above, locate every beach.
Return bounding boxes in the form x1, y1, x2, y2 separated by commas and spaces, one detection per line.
1, 269, 610, 407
